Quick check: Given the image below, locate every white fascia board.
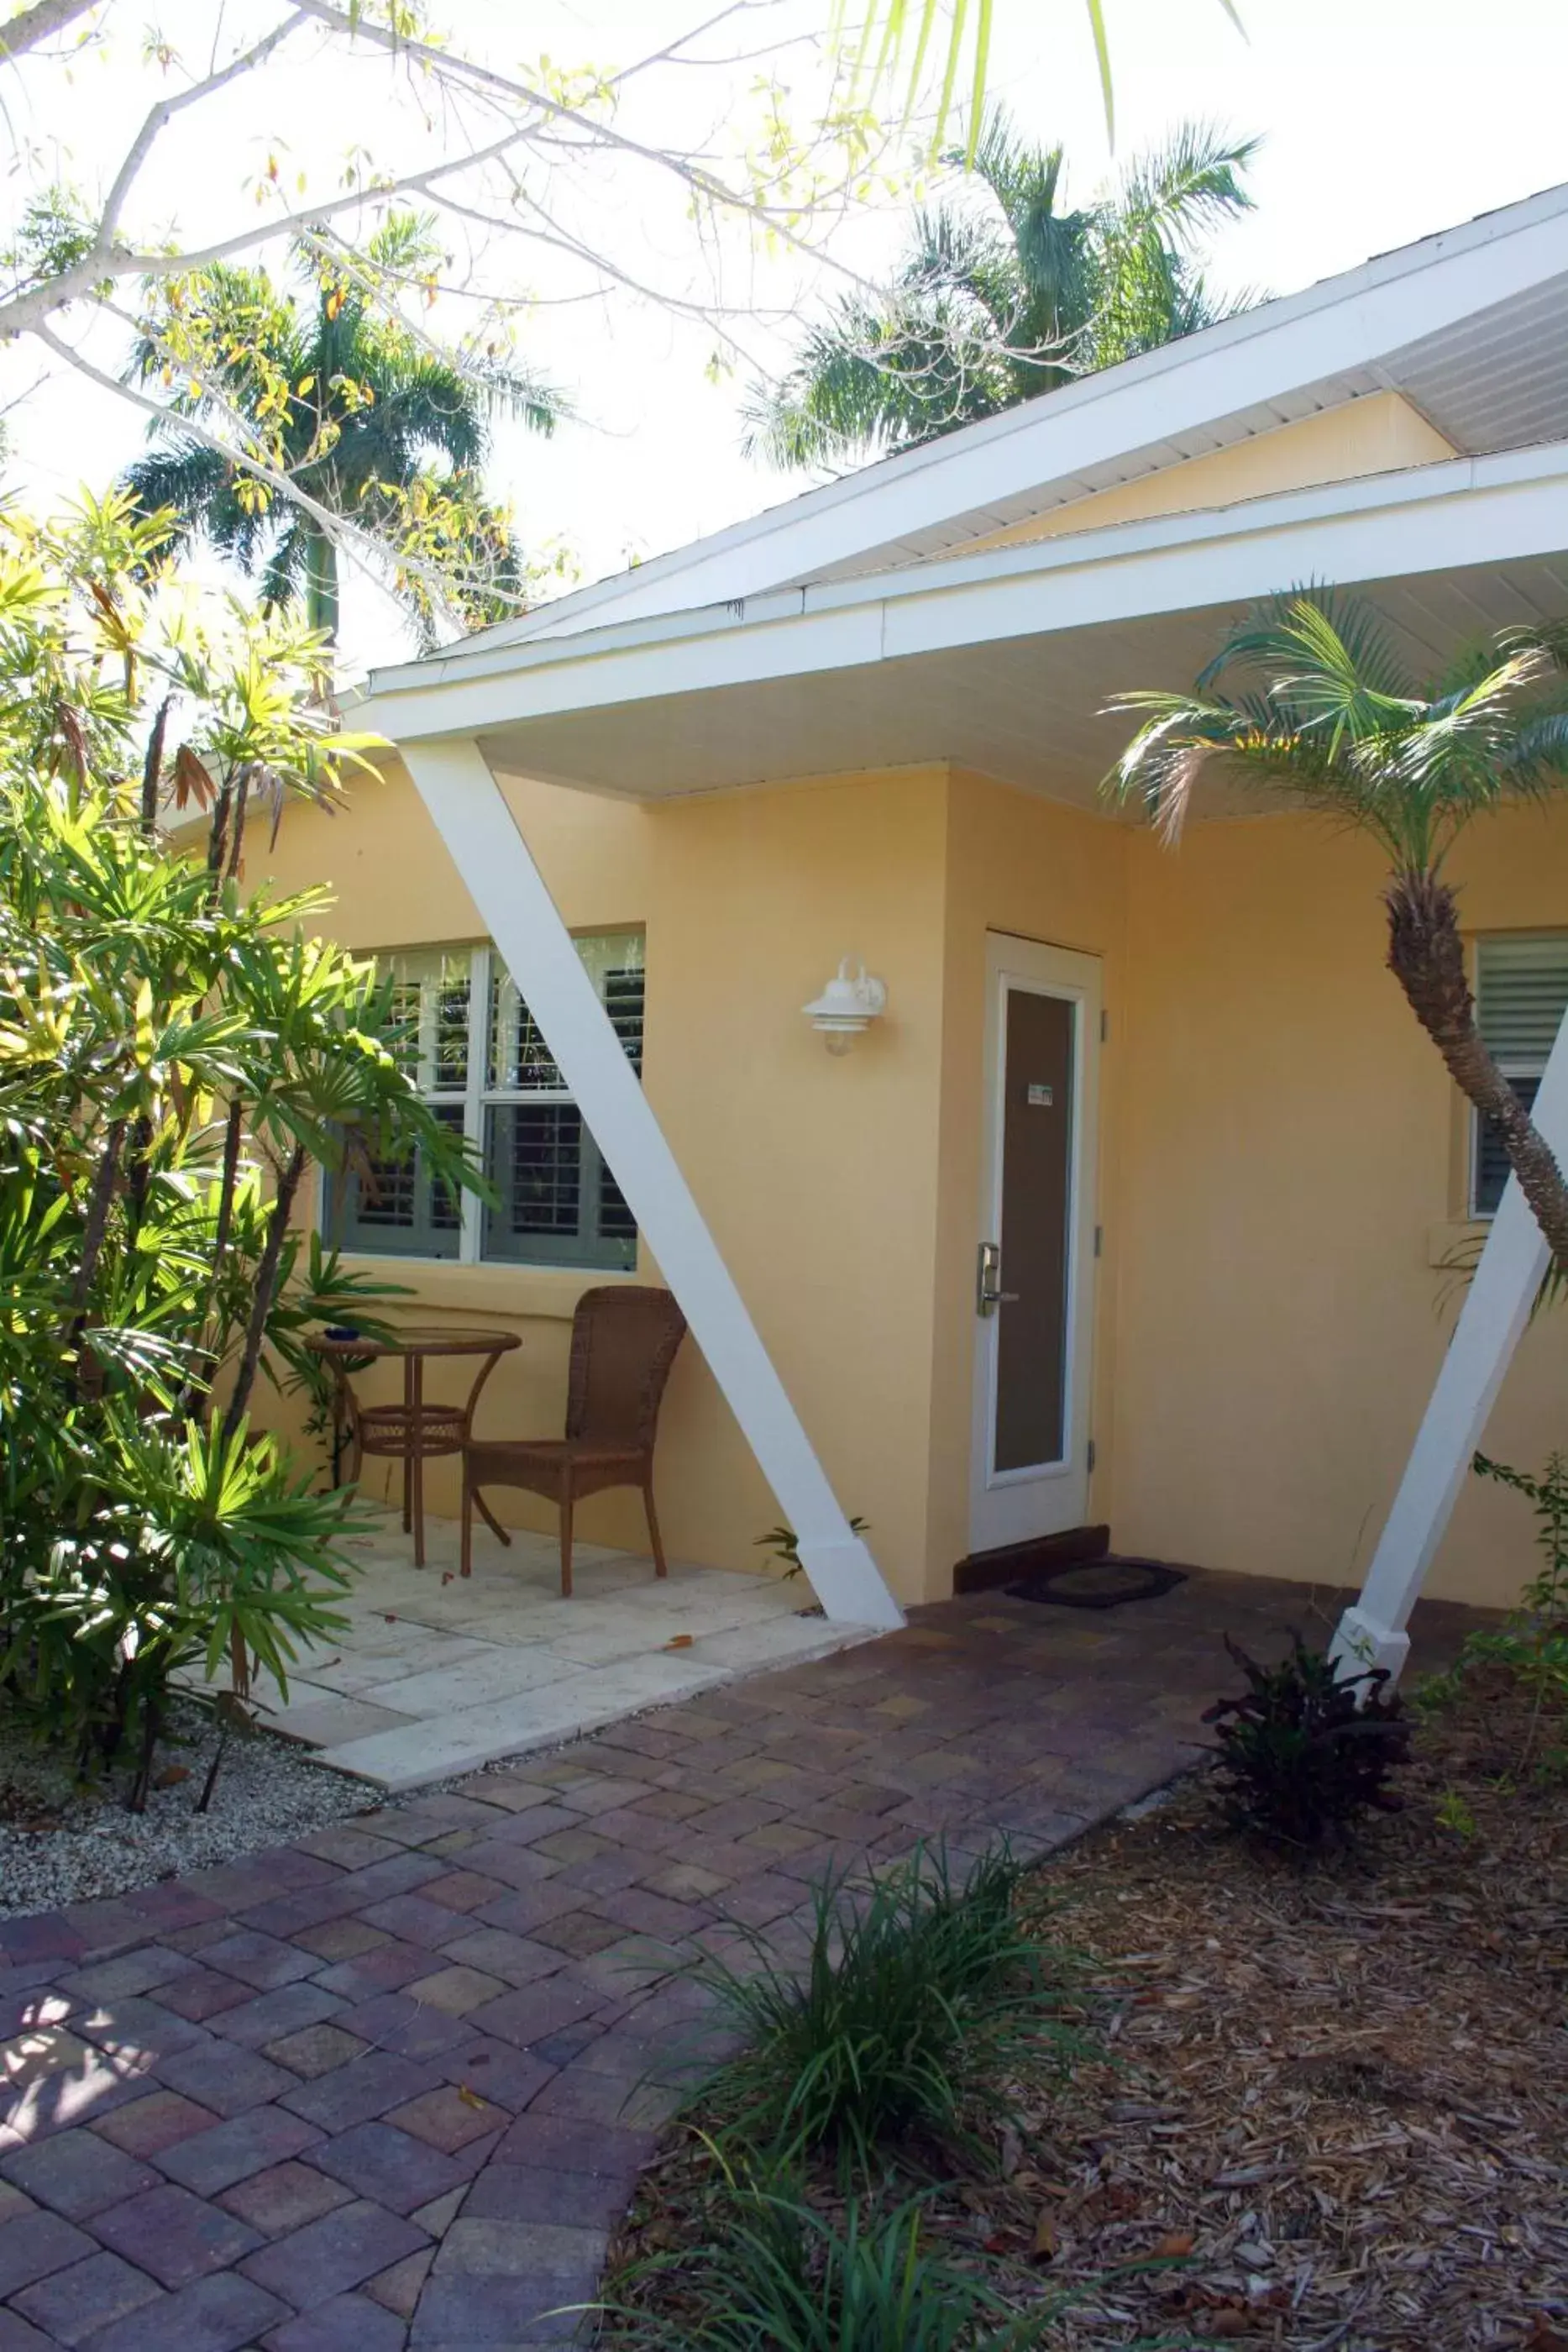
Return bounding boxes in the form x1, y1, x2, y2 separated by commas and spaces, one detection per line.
388, 184, 1568, 664
362, 442, 1568, 748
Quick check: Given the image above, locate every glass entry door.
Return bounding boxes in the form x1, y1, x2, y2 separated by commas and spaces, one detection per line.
968, 932, 1101, 1554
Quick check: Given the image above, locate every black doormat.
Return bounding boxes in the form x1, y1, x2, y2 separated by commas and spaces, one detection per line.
1005, 1556, 1188, 1610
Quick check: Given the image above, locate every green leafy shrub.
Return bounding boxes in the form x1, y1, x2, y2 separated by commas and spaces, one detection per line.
0, 491, 480, 1798
609, 2179, 1059, 2349
690, 1842, 1083, 2173
1447, 1450, 1568, 1777
1204, 1633, 1410, 1850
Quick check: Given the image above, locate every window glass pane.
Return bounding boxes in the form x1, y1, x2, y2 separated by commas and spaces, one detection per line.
482, 1103, 636, 1270
330, 935, 643, 1268
488, 968, 562, 1092
380, 948, 471, 1095
485, 932, 644, 1093
327, 1104, 464, 1259
1473, 1074, 1541, 1217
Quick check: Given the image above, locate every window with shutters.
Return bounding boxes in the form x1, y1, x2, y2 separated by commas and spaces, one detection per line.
1470, 932, 1568, 1216
326, 933, 644, 1268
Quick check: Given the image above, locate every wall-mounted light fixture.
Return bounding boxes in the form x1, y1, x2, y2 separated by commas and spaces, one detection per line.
803, 958, 888, 1056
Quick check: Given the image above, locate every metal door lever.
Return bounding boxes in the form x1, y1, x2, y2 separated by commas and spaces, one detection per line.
977, 1242, 1020, 1315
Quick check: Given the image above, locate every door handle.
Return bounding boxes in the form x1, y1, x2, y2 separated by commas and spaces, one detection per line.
977, 1242, 1020, 1316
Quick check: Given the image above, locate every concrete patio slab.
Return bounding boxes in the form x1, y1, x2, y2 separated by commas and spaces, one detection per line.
233, 1514, 866, 1793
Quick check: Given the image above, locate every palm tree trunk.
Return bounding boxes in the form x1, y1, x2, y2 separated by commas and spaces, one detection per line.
305, 528, 340, 647
1385, 869, 1568, 1265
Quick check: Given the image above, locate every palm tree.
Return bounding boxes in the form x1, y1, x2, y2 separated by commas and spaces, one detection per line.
123, 214, 561, 646
746, 116, 1256, 468
1104, 591, 1568, 1266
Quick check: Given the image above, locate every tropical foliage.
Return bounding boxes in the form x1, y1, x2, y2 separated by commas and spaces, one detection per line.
1204, 1634, 1411, 1849
3, 3, 893, 621
838, 0, 1247, 149
124, 213, 562, 648
0, 489, 479, 1800
747, 115, 1255, 466
1434, 1450, 1568, 1777
1105, 591, 1568, 1267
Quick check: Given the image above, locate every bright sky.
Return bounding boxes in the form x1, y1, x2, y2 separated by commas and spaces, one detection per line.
5, 0, 1568, 678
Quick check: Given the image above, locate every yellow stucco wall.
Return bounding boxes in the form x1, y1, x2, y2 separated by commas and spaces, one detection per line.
1109, 803, 1568, 1609
254, 748, 1567, 1618
955, 392, 1455, 557
249, 757, 952, 1604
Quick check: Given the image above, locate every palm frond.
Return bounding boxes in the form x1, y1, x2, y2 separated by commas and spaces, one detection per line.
752, 107, 1254, 469
1113, 122, 1259, 247
1199, 587, 1416, 709
1108, 587, 1568, 869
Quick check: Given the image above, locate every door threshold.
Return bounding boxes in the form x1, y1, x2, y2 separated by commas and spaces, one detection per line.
953, 1524, 1110, 1597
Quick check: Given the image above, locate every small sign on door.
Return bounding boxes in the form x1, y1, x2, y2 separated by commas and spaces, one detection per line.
1026, 1082, 1055, 1107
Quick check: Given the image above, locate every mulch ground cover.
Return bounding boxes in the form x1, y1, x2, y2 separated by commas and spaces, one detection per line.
607, 1671, 1568, 2348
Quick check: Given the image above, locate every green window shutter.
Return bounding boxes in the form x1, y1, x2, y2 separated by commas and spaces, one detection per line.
1471, 933, 1568, 1215
1476, 933, 1568, 1067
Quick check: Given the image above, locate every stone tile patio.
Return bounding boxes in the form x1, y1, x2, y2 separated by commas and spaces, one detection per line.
2, 1572, 1482, 2349
241, 1512, 869, 1793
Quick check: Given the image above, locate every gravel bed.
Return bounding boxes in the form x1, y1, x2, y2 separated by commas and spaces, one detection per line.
0, 1698, 376, 1919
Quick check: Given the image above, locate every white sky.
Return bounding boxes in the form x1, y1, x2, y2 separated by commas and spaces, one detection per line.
5, 0, 1568, 677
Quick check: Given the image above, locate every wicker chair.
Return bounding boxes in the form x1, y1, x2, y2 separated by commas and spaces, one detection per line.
460, 1285, 688, 1597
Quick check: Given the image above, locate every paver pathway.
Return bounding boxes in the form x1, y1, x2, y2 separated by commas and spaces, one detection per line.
0, 1572, 1481, 2349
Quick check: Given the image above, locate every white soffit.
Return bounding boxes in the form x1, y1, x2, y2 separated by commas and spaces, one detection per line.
362, 440, 1568, 805
370, 179, 1568, 676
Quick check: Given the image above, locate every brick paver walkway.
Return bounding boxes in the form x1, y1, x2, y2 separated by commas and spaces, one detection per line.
0, 1573, 1479, 2349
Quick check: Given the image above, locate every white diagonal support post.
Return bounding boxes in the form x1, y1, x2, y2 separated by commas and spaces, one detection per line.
393, 734, 904, 1632
1331, 1005, 1568, 1682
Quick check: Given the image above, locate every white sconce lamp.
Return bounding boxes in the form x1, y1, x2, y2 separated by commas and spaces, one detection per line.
803, 958, 888, 1056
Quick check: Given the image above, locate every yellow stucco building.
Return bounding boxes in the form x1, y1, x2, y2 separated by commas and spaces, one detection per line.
256, 186, 1568, 1638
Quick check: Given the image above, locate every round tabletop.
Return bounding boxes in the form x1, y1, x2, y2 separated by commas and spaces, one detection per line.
306, 1326, 522, 1361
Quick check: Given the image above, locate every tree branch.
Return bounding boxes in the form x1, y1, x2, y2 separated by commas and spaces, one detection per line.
0, 0, 97, 59
99, 11, 310, 244
32, 315, 473, 628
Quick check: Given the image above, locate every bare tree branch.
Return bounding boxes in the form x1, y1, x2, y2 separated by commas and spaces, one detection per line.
100, 13, 311, 244
0, 0, 97, 60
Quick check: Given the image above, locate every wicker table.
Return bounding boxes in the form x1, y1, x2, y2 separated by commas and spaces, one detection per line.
308, 1326, 520, 1567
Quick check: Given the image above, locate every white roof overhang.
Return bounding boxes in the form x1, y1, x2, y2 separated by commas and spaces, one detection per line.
361, 440, 1568, 808
389, 180, 1568, 658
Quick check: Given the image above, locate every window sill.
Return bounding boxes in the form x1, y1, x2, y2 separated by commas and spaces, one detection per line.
338, 1255, 642, 1323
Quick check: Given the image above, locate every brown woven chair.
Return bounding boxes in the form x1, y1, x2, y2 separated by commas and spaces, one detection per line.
460, 1285, 688, 1597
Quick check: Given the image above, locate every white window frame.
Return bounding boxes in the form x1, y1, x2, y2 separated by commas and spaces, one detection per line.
327, 934, 643, 1269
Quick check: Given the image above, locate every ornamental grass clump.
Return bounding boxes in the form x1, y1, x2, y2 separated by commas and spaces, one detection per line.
690, 1841, 1083, 2174
1204, 1632, 1411, 1851
606, 2177, 1061, 2350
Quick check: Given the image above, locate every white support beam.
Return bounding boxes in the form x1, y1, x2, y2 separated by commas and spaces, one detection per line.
1332, 1009, 1568, 1681
396, 735, 904, 1634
